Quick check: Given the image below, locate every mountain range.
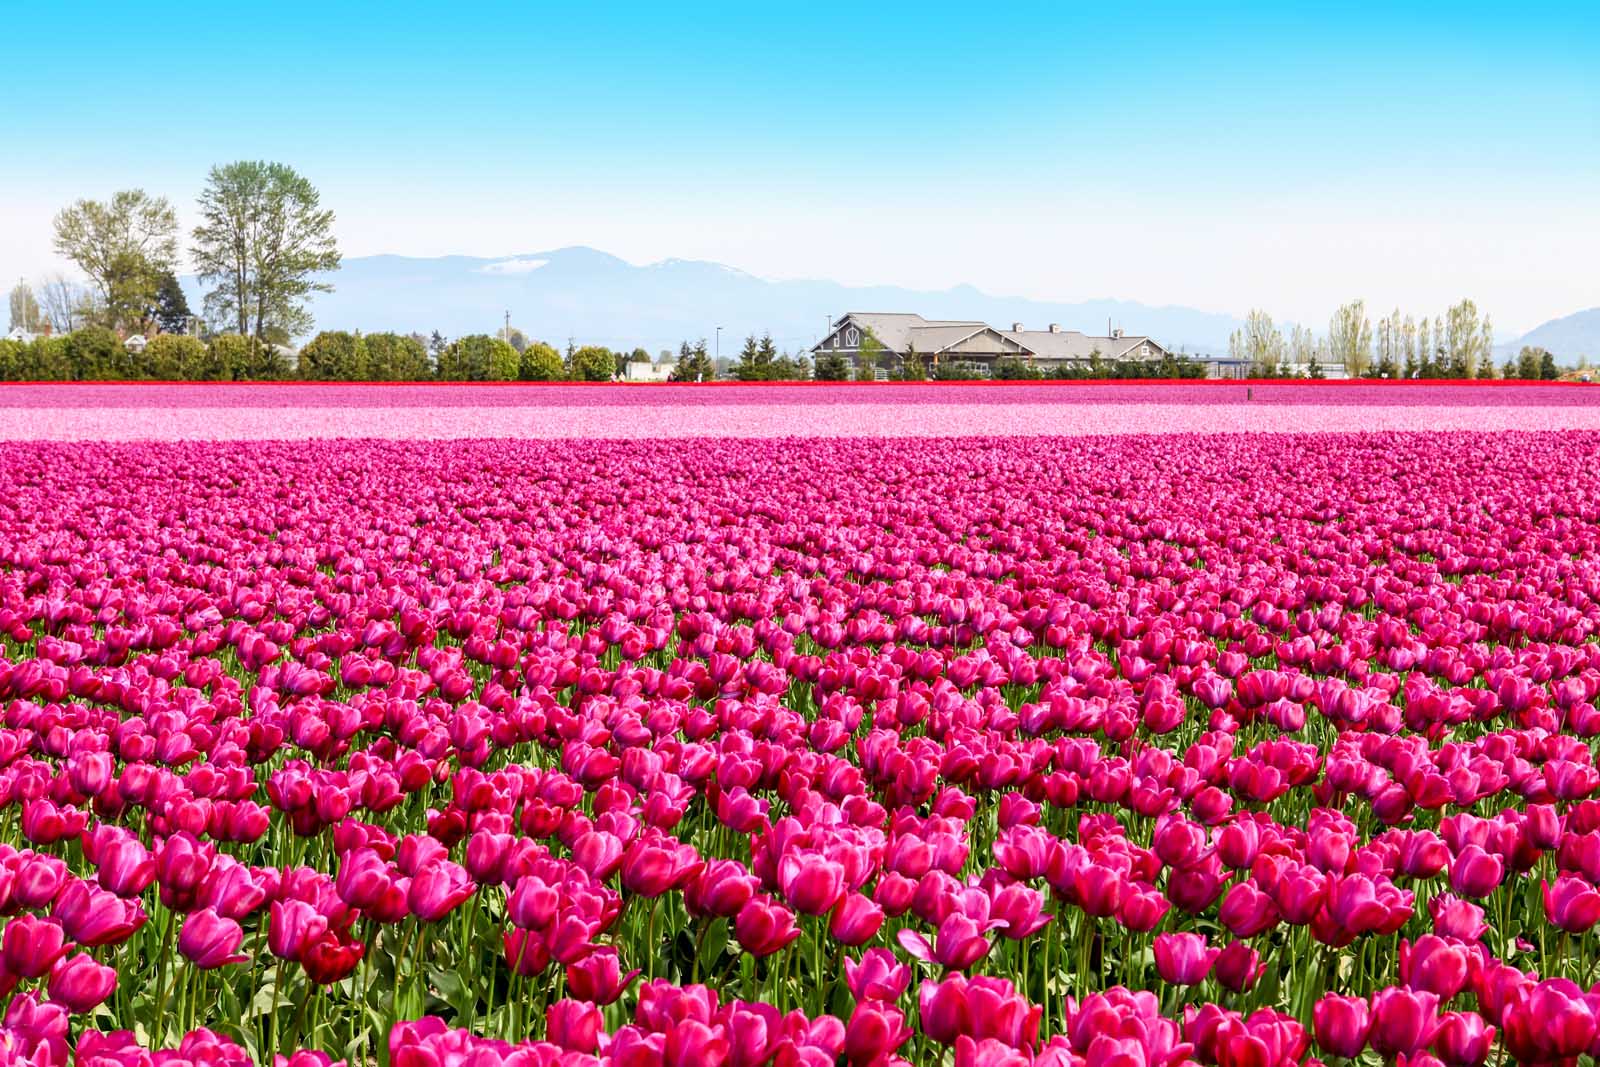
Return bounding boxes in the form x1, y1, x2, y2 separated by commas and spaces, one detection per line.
199, 246, 1597, 361
285, 247, 1245, 356
1511, 307, 1600, 363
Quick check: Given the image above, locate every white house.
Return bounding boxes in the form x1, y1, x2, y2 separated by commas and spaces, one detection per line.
624, 361, 675, 382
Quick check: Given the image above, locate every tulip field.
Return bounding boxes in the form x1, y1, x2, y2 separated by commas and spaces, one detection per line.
3, 388, 1600, 1067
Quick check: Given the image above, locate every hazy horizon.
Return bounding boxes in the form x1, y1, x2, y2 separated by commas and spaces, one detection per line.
2, 1, 1596, 336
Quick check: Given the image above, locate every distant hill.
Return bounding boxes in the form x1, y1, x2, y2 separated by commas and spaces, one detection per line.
1513, 307, 1600, 362
216, 247, 1243, 355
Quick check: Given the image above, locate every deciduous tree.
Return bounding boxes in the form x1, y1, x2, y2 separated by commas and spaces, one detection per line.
364, 333, 430, 380
51, 190, 178, 330
298, 331, 368, 380
1328, 300, 1373, 378
438, 334, 518, 381
568, 345, 616, 381
191, 161, 340, 343
520, 341, 564, 381
145, 334, 216, 380
855, 328, 885, 381
8, 282, 41, 332
35, 274, 84, 334
65, 326, 132, 380
1442, 299, 1492, 378
1229, 309, 1286, 377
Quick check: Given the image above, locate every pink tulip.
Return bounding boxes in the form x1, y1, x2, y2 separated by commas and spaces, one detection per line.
406, 860, 474, 922
46, 952, 116, 1012
845, 948, 911, 1002
546, 998, 602, 1053
1154, 932, 1218, 986
566, 946, 639, 1004
778, 852, 847, 916
1544, 875, 1600, 933
1313, 994, 1371, 1058
733, 896, 800, 956
1370, 987, 1441, 1057
178, 908, 249, 969
1, 915, 67, 979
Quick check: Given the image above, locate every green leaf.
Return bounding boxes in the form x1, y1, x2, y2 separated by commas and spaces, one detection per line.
247, 981, 281, 1019
699, 919, 730, 972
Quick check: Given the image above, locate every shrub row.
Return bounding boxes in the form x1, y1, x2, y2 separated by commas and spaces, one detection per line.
0, 330, 290, 381
0, 329, 641, 383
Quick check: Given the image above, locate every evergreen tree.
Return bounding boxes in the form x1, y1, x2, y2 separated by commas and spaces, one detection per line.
733, 334, 765, 380
669, 339, 715, 382
153, 272, 192, 335
813, 349, 849, 380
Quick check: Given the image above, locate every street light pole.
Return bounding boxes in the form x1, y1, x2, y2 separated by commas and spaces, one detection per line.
715, 326, 722, 365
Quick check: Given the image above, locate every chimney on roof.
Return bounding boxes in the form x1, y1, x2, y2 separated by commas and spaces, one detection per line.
1048, 323, 1061, 333
1112, 327, 1124, 339
1011, 322, 1024, 332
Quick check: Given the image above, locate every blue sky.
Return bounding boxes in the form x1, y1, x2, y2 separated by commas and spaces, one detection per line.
2, 1, 1595, 333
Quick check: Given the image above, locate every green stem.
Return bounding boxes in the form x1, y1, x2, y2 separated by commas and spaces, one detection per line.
150, 906, 178, 1047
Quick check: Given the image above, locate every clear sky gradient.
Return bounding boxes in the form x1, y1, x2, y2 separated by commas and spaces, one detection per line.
2, 1, 1595, 334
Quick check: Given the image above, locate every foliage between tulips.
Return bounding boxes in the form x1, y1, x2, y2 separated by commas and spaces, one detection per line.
0, 433, 1599, 1066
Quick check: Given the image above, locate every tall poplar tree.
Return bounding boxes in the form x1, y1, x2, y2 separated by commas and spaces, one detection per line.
1229, 309, 1286, 376
1328, 300, 1374, 378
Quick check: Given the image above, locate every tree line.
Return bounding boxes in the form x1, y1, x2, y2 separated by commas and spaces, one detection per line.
19, 163, 339, 346
0, 327, 783, 383
1230, 299, 1567, 380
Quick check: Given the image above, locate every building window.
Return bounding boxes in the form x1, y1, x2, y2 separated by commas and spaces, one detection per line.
1140, 345, 1150, 357
846, 328, 859, 347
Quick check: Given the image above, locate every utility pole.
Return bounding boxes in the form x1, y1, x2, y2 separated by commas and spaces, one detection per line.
503, 310, 511, 345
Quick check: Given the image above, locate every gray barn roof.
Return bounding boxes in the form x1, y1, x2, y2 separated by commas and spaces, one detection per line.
999, 328, 1156, 361
826, 313, 1168, 361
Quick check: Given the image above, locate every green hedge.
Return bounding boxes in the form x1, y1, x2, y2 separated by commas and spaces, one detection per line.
0, 331, 296, 381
